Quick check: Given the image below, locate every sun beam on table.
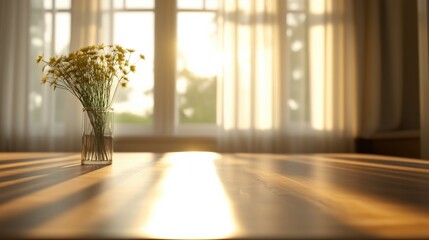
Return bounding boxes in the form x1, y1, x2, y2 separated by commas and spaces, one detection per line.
141, 152, 237, 239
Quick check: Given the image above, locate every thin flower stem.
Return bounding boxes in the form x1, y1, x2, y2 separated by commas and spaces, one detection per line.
37, 44, 144, 162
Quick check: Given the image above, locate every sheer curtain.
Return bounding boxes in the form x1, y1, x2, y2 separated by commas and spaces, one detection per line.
1, 0, 408, 154
63, 0, 112, 151
0, 0, 32, 151
217, 0, 358, 153
217, 0, 281, 152
0, 0, 109, 152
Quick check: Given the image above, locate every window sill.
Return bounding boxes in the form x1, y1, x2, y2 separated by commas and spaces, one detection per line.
115, 136, 217, 152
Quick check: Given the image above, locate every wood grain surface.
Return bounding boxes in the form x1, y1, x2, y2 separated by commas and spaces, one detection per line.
1, 152, 429, 239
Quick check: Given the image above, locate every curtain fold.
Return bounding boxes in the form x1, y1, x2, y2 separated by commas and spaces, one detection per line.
0, 0, 31, 151
355, 0, 404, 137
58, 0, 112, 151
71, 0, 111, 51
217, 0, 280, 152
61, 0, 111, 151
217, 0, 358, 153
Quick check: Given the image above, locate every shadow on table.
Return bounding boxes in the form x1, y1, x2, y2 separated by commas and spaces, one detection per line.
0, 154, 104, 204
232, 153, 429, 209
0, 153, 160, 238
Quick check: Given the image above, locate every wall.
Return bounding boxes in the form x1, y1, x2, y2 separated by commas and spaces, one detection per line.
400, 0, 420, 130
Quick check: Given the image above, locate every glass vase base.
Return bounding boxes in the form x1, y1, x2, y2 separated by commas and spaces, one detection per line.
81, 108, 114, 165
81, 160, 112, 165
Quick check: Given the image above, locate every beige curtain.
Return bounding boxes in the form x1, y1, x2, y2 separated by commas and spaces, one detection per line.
0, 0, 110, 151
61, 0, 112, 151
71, 0, 111, 51
0, 0, 31, 151
49, 0, 111, 151
217, 0, 358, 153
217, 0, 281, 152
354, 0, 404, 138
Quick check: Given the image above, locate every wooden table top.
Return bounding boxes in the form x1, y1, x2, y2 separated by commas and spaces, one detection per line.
1, 152, 429, 239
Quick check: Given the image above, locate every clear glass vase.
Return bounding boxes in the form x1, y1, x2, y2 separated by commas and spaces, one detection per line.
81, 107, 113, 165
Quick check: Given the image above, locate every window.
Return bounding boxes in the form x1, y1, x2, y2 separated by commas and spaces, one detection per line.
29, 0, 72, 136
176, 0, 219, 135
111, 0, 155, 135
285, 0, 309, 123
112, 0, 154, 126
33, 0, 220, 137
177, 1, 218, 125
32, 0, 308, 138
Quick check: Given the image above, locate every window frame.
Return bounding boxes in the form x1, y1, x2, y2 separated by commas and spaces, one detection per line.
114, 0, 219, 137
109, 1, 156, 136
40, 0, 306, 138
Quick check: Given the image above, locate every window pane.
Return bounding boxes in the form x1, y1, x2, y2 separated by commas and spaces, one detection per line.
43, 12, 52, 56
55, 13, 70, 54
177, 0, 203, 9
286, 12, 308, 122
30, 6, 48, 123
177, 12, 218, 124
287, 0, 306, 11
113, 12, 154, 124
52, 12, 71, 123
44, 0, 52, 9
205, 0, 218, 10
114, 0, 124, 9
55, 0, 71, 9
125, 0, 154, 9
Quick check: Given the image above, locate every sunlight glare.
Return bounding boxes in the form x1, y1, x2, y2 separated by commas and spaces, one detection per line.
112, 12, 154, 118
183, 42, 220, 77
142, 152, 237, 239
309, 0, 326, 131
178, 13, 220, 78
288, 99, 299, 110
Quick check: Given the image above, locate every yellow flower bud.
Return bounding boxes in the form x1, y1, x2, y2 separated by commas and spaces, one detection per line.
37, 43, 145, 106
36, 55, 43, 64
116, 45, 126, 54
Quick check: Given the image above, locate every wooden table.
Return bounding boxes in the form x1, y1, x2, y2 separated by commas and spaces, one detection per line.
1, 152, 429, 239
